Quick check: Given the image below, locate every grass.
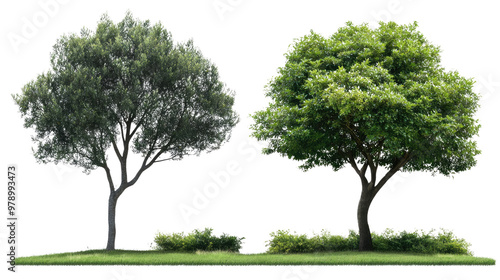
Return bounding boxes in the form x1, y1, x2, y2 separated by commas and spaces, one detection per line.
16, 250, 495, 266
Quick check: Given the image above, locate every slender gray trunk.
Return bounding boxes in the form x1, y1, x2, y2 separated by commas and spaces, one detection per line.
106, 192, 118, 251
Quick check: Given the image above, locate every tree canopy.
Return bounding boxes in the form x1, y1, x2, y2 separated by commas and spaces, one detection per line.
252, 22, 480, 178
15, 12, 238, 176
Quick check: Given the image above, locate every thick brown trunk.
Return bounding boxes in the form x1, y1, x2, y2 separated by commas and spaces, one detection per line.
106, 192, 118, 251
349, 153, 410, 252
357, 189, 375, 251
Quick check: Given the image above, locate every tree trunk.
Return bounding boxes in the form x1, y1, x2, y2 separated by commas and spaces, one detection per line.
106, 192, 118, 251
357, 189, 375, 251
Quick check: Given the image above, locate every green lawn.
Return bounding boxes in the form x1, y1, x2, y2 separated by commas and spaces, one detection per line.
16, 250, 495, 266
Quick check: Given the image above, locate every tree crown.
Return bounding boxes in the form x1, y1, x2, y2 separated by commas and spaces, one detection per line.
14, 12, 238, 175
252, 22, 480, 176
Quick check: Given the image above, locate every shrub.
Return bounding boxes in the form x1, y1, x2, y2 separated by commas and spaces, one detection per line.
435, 229, 471, 255
154, 232, 186, 252
371, 229, 471, 255
266, 228, 471, 255
307, 230, 359, 252
266, 230, 312, 253
154, 228, 244, 252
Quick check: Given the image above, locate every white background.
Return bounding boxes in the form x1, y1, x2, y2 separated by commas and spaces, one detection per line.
1, 0, 499, 279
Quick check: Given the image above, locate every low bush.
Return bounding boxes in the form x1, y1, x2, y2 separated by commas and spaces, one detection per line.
267, 229, 471, 255
266, 230, 311, 253
266, 229, 359, 254
154, 228, 244, 252
371, 229, 471, 255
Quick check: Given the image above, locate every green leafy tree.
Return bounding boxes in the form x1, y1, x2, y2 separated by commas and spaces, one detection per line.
251, 22, 480, 251
13, 13, 238, 250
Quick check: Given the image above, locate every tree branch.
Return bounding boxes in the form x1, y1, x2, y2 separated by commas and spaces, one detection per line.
373, 151, 412, 196
153, 156, 175, 163
368, 163, 377, 190
371, 137, 385, 164
118, 121, 125, 144
349, 153, 369, 188
125, 117, 132, 142
348, 154, 361, 176
345, 124, 383, 190
111, 139, 122, 161
360, 162, 369, 177
102, 165, 115, 194
118, 116, 137, 186
345, 124, 366, 154
129, 107, 150, 138
345, 123, 375, 167
145, 146, 170, 169
115, 96, 188, 196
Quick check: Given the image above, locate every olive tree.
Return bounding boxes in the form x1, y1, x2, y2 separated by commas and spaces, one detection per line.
13, 13, 238, 250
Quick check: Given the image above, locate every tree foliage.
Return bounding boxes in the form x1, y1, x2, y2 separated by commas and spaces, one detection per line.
14, 12, 238, 178
252, 22, 480, 177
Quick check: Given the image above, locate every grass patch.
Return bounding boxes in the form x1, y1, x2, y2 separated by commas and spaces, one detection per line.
16, 250, 495, 266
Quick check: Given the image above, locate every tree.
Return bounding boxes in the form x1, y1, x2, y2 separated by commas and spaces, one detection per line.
251, 22, 480, 251
13, 13, 238, 250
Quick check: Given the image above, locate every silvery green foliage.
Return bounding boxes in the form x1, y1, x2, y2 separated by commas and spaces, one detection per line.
14, 12, 238, 174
